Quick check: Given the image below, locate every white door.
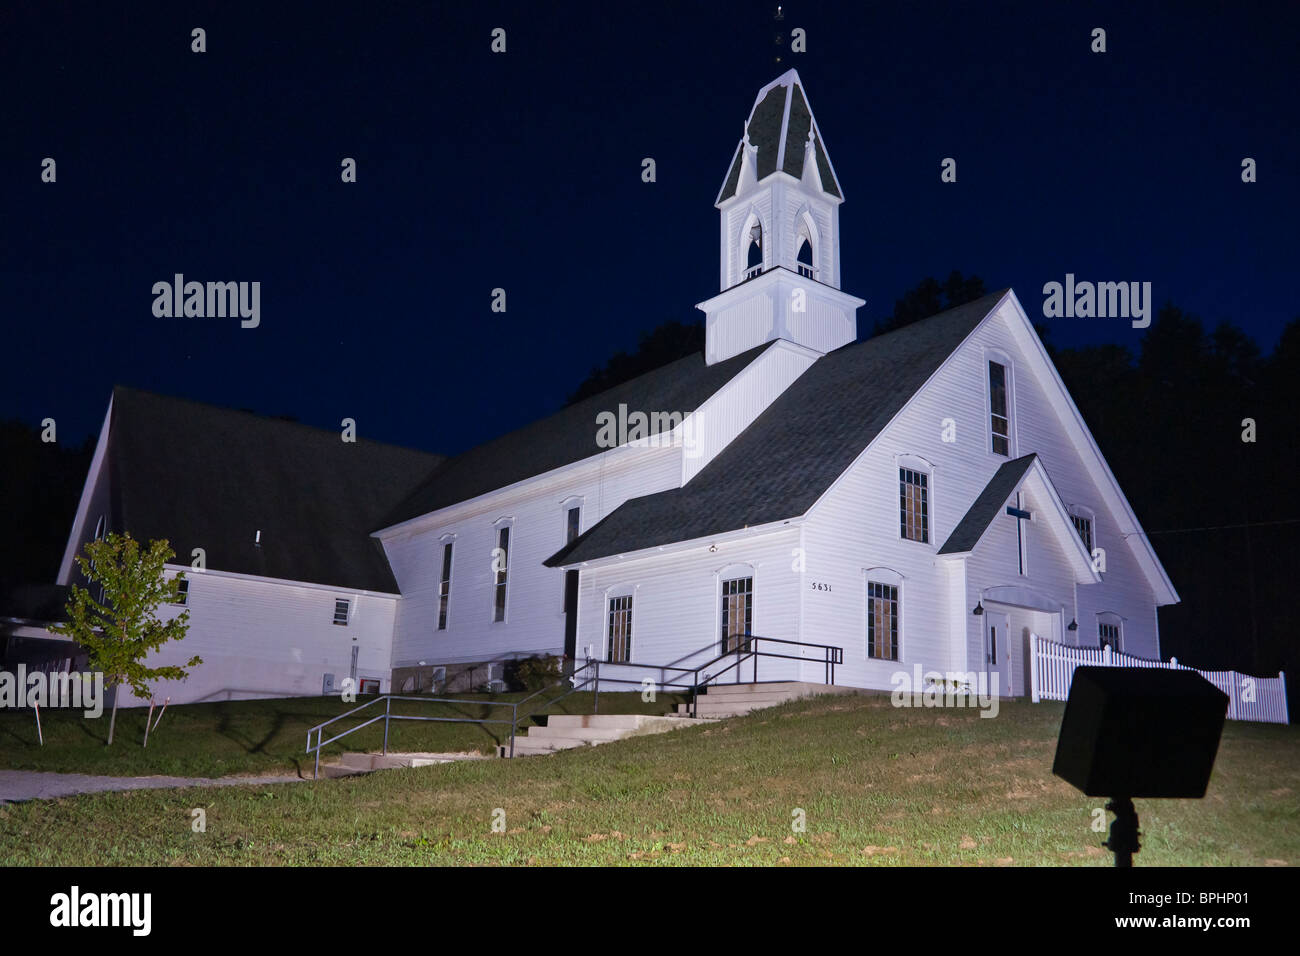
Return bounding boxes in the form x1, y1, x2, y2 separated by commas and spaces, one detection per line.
984, 610, 1011, 697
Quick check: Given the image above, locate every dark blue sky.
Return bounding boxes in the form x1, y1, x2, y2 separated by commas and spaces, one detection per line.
3, 0, 1296, 455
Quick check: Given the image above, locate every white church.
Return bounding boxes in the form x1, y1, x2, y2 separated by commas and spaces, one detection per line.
42, 70, 1178, 706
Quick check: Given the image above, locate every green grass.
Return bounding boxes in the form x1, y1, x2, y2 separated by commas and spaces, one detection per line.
1, 694, 1295, 865
0, 690, 685, 778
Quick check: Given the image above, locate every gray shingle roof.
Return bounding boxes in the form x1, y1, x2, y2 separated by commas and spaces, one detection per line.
937, 454, 1039, 555
108, 387, 442, 592
376, 343, 773, 529
716, 70, 842, 204
547, 290, 1008, 566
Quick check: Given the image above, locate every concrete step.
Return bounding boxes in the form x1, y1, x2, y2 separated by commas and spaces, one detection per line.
675, 683, 856, 717
334, 751, 491, 772
507, 712, 709, 757
696, 681, 848, 698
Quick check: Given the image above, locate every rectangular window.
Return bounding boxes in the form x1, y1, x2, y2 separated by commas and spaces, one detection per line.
493, 527, 510, 623
899, 468, 929, 543
171, 577, 189, 606
333, 598, 350, 626
607, 595, 633, 663
867, 582, 899, 661
1071, 514, 1093, 554
989, 361, 1010, 456
1099, 622, 1120, 650
566, 506, 581, 544
437, 541, 453, 630
720, 577, 753, 653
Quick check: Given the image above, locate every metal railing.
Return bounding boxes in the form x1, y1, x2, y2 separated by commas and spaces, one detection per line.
550, 635, 845, 719
304, 636, 845, 774
305, 694, 522, 779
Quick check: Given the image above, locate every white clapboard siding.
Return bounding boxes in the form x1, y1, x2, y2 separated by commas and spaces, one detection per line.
800, 299, 1164, 694
576, 528, 804, 684
123, 568, 398, 707
381, 341, 818, 671
1029, 634, 1289, 724
383, 442, 681, 669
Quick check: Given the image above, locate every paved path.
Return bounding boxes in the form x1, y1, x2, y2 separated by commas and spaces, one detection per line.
0, 769, 305, 804
0, 752, 490, 803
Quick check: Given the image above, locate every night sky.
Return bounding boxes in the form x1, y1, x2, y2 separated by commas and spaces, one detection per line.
3, 1, 1297, 456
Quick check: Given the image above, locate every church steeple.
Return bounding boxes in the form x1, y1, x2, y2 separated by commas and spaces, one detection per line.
699, 70, 863, 365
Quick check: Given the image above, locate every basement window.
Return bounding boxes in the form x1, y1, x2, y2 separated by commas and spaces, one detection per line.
333, 598, 351, 626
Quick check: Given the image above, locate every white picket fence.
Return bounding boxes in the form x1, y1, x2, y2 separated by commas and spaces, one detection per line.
1029, 634, 1289, 725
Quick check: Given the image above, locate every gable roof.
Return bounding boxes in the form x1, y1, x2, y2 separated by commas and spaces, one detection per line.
938, 452, 1101, 583
106, 387, 441, 593
938, 454, 1039, 554
376, 343, 773, 530
716, 69, 842, 204
546, 291, 1009, 567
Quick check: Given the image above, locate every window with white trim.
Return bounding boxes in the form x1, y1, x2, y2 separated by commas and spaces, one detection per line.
867, 580, 899, 661
1098, 612, 1123, 651
566, 505, 581, 544
171, 576, 189, 607
437, 540, 453, 630
493, 525, 510, 623
720, 576, 753, 653
333, 598, 350, 626
988, 359, 1011, 456
899, 467, 929, 543
1069, 506, 1096, 556
607, 594, 632, 663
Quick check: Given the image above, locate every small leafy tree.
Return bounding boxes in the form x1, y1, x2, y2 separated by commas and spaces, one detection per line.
51, 532, 201, 746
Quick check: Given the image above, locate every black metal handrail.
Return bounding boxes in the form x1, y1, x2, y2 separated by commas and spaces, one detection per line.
570, 634, 845, 718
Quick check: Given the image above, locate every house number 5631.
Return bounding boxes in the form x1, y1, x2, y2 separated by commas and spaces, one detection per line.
809, 581, 832, 592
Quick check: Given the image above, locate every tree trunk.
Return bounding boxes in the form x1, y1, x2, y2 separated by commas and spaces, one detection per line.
106, 682, 119, 746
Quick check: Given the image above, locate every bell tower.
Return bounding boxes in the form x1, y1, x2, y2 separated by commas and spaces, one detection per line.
699, 69, 864, 365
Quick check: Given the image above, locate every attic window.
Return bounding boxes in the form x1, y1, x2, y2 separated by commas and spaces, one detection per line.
1069, 507, 1095, 555
988, 360, 1011, 456
172, 577, 189, 607
333, 598, 351, 626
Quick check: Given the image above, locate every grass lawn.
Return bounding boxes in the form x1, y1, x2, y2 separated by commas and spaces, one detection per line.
1, 693, 1295, 865
0, 690, 685, 778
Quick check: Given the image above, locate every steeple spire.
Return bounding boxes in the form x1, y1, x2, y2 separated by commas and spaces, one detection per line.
698, 71, 864, 365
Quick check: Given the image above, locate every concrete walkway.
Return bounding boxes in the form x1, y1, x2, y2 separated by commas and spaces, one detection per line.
0, 769, 304, 804
0, 751, 490, 803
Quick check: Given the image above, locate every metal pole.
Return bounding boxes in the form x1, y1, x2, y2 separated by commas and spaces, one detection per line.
383, 696, 390, 755
1104, 797, 1140, 867
509, 704, 516, 758
313, 730, 320, 780
593, 660, 600, 714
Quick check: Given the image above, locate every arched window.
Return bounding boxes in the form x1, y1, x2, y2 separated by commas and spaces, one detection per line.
863, 567, 904, 662
796, 238, 814, 277
795, 215, 816, 278
744, 221, 763, 278
1097, 611, 1124, 652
